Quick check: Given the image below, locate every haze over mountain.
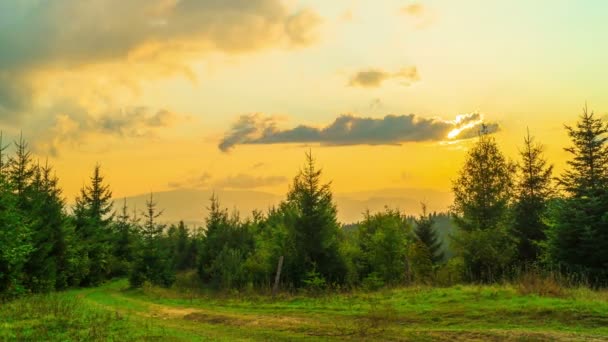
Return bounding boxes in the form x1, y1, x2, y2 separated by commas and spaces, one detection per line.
115, 187, 453, 226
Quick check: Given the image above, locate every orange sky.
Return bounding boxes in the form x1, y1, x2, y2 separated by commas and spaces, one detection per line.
1, 0, 607, 216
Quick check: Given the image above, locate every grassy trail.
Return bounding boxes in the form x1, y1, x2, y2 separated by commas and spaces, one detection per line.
3, 280, 608, 341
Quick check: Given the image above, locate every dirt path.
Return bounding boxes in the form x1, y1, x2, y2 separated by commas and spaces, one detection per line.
76, 283, 608, 342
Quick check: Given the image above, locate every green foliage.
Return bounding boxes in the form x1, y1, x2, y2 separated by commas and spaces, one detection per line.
451, 129, 517, 281
197, 194, 253, 288
452, 225, 517, 282
435, 257, 465, 286
408, 241, 434, 283
73, 165, 114, 286
286, 151, 347, 286
357, 208, 412, 285
512, 130, 554, 263
302, 267, 327, 293
361, 272, 385, 291
0, 175, 32, 298
2, 106, 608, 300
414, 204, 444, 265
130, 193, 175, 288
546, 107, 608, 283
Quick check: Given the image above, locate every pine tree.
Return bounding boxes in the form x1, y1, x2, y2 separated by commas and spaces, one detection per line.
451, 128, 517, 281
546, 106, 608, 281
287, 151, 346, 286
414, 204, 444, 265
513, 130, 553, 263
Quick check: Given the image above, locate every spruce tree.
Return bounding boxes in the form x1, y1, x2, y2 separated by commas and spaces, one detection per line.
8, 134, 35, 204
414, 204, 444, 265
174, 221, 191, 270
130, 193, 174, 288
23, 161, 70, 292
197, 194, 252, 287
73, 165, 114, 286
0, 134, 32, 298
287, 151, 346, 286
546, 106, 608, 281
110, 198, 135, 277
512, 130, 553, 263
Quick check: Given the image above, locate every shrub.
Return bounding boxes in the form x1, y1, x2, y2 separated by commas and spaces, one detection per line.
517, 271, 565, 297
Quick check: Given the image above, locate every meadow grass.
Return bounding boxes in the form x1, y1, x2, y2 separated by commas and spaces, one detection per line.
2, 278, 608, 341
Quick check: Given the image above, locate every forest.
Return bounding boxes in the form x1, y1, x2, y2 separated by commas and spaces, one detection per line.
1, 106, 607, 301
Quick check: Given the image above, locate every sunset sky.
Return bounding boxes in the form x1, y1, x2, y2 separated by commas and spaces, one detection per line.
1, 0, 607, 216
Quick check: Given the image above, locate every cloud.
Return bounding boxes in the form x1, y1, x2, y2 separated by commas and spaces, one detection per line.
33, 104, 181, 156
0, 72, 33, 122
285, 9, 323, 46
401, 3, 425, 16
219, 113, 499, 151
168, 172, 212, 189
0, 0, 320, 71
349, 67, 419, 88
400, 3, 435, 28
0, 0, 322, 123
214, 174, 288, 189
168, 172, 287, 190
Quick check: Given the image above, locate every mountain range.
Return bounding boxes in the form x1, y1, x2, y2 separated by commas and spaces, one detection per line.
114, 188, 453, 226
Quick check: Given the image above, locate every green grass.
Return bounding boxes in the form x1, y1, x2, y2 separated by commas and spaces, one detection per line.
2, 280, 608, 341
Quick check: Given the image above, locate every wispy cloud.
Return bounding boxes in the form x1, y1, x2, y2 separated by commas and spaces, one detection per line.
349, 67, 419, 88
219, 113, 499, 151
168, 172, 212, 189
168, 172, 286, 190
400, 3, 435, 29
215, 174, 288, 189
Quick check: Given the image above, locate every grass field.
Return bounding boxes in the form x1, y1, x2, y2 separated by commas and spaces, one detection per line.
2, 279, 608, 341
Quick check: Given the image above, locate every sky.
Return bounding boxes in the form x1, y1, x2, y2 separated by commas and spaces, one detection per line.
1, 0, 607, 215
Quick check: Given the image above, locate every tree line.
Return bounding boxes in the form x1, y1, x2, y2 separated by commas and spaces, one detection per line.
1, 106, 607, 299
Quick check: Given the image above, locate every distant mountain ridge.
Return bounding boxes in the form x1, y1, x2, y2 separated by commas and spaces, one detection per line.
114, 188, 453, 226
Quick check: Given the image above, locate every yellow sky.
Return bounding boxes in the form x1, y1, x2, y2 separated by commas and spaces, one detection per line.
1, 0, 607, 213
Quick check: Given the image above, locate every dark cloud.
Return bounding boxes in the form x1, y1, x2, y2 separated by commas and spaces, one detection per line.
215, 174, 288, 189
349, 67, 419, 88
0, 72, 32, 122
0, 0, 320, 71
0, 0, 321, 122
454, 122, 501, 140
219, 113, 499, 151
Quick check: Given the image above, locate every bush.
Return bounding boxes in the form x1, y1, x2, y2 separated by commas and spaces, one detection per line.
303, 268, 326, 294
517, 271, 565, 297
435, 257, 465, 286
362, 272, 385, 292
